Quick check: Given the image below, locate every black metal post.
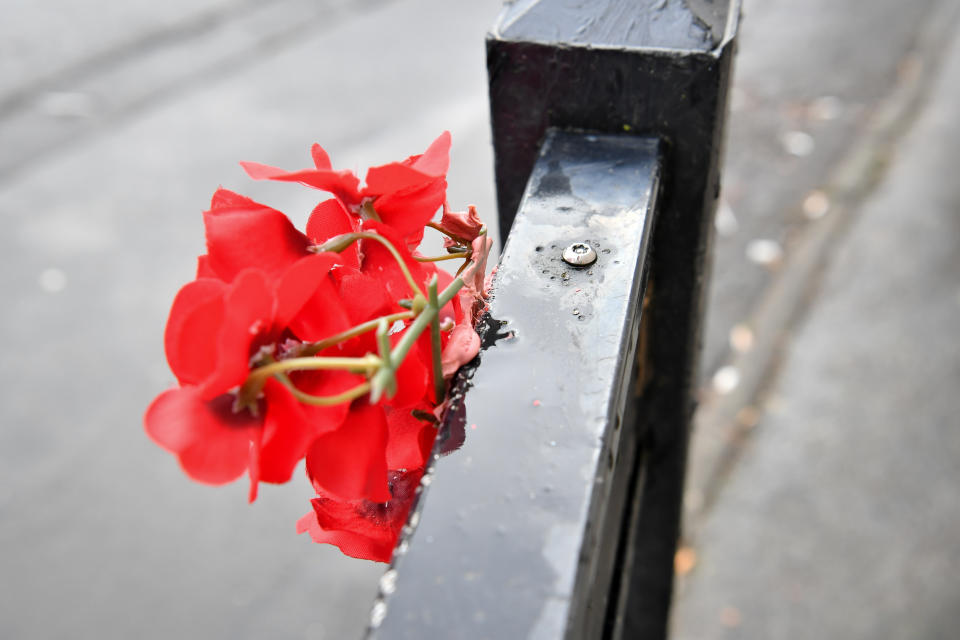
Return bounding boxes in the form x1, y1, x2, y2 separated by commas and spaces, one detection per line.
487, 2, 739, 637
366, 2, 738, 638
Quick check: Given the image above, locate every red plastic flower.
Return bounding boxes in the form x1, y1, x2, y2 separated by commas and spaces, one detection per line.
145, 132, 494, 564
439, 204, 484, 244
145, 264, 361, 501
297, 469, 424, 562
240, 132, 451, 245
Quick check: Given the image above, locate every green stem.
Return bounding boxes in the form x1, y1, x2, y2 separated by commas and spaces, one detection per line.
357, 232, 423, 297
428, 276, 446, 403
393, 276, 464, 364
371, 276, 465, 401
278, 375, 372, 406
238, 355, 378, 409
312, 230, 425, 300
298, 311, 414, 357
326, 231, 423, 298
247, 355, 381, 386
415, 252, 470, 263
371, 318, 396, 402
244, 247, 471, 408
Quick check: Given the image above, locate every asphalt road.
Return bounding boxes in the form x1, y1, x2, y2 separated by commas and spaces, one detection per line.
0, 2, 501, 638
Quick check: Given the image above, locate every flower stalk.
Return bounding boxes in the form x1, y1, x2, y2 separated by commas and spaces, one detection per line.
144, 132, 492, 563
279, 377, 372, 407
313, 231, 423, 298
427, 276, 445, 404
297, 311, 414, 357
246, 229, 469, 407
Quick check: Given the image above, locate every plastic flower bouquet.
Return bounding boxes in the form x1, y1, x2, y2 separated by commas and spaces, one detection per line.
144, 132, 491, 562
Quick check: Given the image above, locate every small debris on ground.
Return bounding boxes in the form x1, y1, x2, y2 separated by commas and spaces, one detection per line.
803, 189, 831, 219
746, 239, 784, 266
712, 366, 741, 395
674, 546, 698, 576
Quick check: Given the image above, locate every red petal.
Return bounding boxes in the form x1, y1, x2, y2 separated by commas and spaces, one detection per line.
305, 401, 390, 502
372, 177, 446, 240
359, 221, 430, 304
210, 188, 261, 211
238, 161, 293, 181
201, 269, 274, 399
247, 425, 262, 503
364, 162, 432, 196
258, 371, 359, 484
450, 288, 466, 326
196, 255, 217, 279
287, 271, 353, 343
411, 131, 451, 176
362, 132, 449, 200
388, 330, 429, 408
297, 469, 423, 562
311, 144, 332, 170
274, 253, 338, 329
296, 510, 393, 563
434, 268, 458, 326
335, 268, 393, 325
164, 278, 227, 386
306, 199, 360, 269
416, 328, 442, 405
439, 204, 484, 242
441, 324, 480, 379
145, 387, 259, 485
256, 379, 308, 486
203, 196, 310, 282
385, 405, 435, 470
241, 162, 362, 206
296, 368, 364, 426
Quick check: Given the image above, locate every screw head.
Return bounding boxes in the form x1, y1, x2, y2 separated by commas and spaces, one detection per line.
562, 242, 597, 266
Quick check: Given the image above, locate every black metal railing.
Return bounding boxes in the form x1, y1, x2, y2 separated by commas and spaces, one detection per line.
368, 1, 739, 638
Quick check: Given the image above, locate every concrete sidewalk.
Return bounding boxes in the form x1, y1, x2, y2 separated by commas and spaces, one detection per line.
671, 10, 960, 640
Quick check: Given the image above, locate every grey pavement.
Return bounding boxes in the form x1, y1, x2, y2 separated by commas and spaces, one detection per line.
0, 2, 501, 639
702, 0, 946, 383
685, 0, 960, 528
672, 8, 960, 640
1, 0, 958, 638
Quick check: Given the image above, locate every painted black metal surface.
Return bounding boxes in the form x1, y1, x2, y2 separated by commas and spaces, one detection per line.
367, 131, 661, 640
488, 3, 739, 636
494, 0, 728, 51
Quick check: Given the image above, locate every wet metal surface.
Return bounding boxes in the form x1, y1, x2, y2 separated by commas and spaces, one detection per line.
489, 4, 738, 635
369, 130, 661, 639
493, 0, 729, 51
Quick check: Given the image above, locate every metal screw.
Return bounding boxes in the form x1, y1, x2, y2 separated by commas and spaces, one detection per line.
561, 242, 597, 267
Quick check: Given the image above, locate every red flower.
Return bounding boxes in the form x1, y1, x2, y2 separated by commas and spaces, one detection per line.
297, 469, 424, 562
303, 337, 429, 502
439, 204, 484, 244
146, 257, 360, 501
146, 133, 494, 563
240, 132, 451, 245
198, 188, 311, 282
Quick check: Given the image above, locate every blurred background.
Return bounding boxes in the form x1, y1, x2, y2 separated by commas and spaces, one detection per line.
1, 0, 958, 638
